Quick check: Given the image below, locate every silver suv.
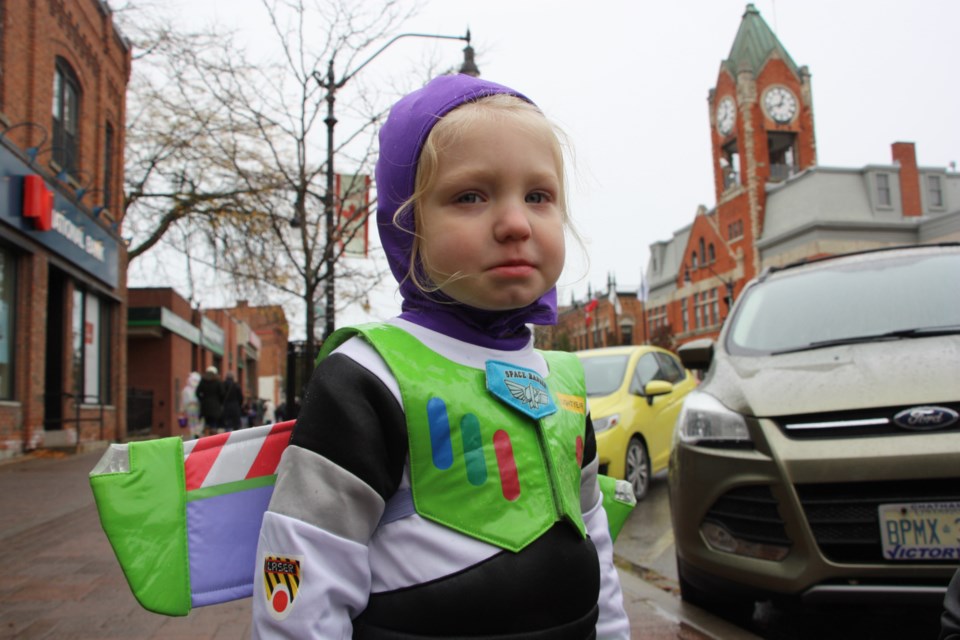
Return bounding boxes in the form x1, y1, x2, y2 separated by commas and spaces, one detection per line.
669, 243, 960, 615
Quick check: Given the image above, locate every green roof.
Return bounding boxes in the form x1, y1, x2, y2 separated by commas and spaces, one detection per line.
723, 4, 799, 77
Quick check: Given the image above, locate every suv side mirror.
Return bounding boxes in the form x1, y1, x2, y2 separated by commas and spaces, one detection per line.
678, 338, 715, 371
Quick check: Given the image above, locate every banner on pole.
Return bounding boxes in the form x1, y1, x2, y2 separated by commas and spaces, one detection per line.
336, 174, 370, 258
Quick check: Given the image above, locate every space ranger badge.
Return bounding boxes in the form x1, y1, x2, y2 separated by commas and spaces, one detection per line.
263, 555, 302, 621
485, 360, 558, 420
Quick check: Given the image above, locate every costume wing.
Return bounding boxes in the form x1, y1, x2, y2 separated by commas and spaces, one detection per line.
89, 418, 634, 617
89, 421, 295, 616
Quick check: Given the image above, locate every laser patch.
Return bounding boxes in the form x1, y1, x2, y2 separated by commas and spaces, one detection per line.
263, 555, 301, 621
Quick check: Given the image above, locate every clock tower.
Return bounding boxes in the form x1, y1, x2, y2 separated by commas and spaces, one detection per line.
706, 3, 817, 282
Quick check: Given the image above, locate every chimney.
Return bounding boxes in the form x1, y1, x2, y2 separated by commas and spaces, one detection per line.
891, 142, 922, 217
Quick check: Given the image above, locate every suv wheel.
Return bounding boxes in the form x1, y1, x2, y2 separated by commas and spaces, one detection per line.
677, 556, 756, 622
625, 437, 650, 500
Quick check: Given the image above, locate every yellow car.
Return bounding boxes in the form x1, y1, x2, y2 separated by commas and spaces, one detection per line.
576, 345, 697, 500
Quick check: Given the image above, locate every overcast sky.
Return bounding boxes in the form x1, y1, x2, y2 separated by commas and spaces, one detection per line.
136, 0, 959, 337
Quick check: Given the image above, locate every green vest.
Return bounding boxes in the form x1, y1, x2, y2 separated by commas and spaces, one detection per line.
319, 324, 587, 552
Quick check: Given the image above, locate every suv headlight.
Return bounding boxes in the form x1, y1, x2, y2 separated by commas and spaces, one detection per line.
674, 390, 751, 445
592, 414, 620, 433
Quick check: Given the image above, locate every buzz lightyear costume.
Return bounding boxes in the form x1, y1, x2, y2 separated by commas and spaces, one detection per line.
88, 74, 630, 638
251, 74, 630, 639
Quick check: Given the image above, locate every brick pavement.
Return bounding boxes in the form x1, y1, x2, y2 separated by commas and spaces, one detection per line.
0, 449, 754, 639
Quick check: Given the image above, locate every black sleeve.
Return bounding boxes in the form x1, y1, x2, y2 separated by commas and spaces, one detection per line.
291, 353, 408, 502
582, 413, 598, 470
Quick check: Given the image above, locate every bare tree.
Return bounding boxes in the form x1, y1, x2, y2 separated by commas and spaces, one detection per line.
116, 1, 438, 388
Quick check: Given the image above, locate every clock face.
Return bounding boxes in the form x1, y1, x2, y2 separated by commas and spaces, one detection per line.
763, 86, 798, 123
716, 96, 736, 136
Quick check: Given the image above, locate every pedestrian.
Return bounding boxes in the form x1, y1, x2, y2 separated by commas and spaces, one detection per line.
252, 74, 629, 638
262, 399, 276, 424
220, 372, 243, 431
179, 371, 202, 438
195, 366, 224, 434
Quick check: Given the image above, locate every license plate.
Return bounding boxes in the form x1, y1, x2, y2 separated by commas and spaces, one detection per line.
878, 502, 960, 561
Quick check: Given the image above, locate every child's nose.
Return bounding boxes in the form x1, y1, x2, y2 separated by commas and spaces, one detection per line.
493, 200, 533, 241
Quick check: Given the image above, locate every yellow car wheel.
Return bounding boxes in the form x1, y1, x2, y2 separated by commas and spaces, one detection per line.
625, 436, 650, 500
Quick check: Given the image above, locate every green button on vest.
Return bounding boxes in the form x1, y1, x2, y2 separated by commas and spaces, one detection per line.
320, 324, 587, 552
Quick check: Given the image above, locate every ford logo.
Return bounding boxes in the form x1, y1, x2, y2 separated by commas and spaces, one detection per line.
892, 406, 959, 431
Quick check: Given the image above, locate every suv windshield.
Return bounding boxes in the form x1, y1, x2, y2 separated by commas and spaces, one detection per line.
727, 249, 960, 355
578, 354, 629, 396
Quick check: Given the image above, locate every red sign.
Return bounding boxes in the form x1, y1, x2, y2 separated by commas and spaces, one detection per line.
22, 175, 53, 231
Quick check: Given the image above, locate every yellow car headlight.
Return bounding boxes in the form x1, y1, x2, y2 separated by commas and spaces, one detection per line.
593, 413, 620, 433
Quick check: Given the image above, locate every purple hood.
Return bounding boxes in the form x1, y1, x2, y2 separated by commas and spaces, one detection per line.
375, 74, 558, 350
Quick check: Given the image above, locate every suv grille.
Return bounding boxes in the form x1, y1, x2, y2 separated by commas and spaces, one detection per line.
775, 402, 960, 439
796, 479, 960, 564
704, 485, 792, 546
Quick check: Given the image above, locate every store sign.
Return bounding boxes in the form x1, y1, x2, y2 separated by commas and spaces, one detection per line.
22, 175, 53, 231
0, 146, 120, 288
21, 175, 107, 263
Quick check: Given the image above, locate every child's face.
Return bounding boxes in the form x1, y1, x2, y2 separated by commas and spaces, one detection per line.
417, 116, 565, 311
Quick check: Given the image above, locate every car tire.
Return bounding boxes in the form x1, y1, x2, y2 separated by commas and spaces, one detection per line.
625, 436, 650, 501
677, 556, 756, 622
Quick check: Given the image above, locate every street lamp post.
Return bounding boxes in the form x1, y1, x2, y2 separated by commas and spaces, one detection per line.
312, 30, 479, 343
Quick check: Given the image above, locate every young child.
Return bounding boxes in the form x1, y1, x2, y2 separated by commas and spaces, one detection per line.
252, 73, 630, 639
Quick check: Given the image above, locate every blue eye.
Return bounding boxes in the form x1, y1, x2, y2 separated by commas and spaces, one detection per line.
526, 192, 548, 204
456, 193, 480, 204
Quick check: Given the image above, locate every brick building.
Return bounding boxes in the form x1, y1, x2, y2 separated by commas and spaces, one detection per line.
126, 289, 289, 439
226, 300, 289, 409
643, 4, 960, 350
0, 1, 131, 458
538, 275, 648, 352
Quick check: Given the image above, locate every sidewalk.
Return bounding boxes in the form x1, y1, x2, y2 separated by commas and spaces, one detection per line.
0, 448, 758, 639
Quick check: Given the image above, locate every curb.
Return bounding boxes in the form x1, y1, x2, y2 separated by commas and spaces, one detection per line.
615, 556, 764, 640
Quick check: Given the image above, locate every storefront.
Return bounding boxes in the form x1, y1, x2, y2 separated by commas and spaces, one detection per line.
0, 139, 126, 457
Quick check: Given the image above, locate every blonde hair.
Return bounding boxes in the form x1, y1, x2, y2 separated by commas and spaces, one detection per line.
394, 93, 574, 293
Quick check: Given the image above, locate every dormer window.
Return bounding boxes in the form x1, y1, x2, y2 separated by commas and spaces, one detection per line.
876, 173, 892, 207
928, 175, 944, 208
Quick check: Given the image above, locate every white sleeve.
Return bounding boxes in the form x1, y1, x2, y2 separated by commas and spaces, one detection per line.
581, 460, 631, 639
252, 511, 371, 639
251, 444, 386, 638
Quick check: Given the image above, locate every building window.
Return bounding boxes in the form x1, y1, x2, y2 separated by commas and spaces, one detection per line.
0, 247, 15, 400
103, 122, 114, 209
710, 288, 719, 326
876, 173, 892, 207
72, 288, 112, 404
620, 323, 633, 346
648, 304, 667, 337
728, 219, 743, 241
691, 252, 698, 269
708, 243, 716, 263
53, 58, 81, 177
681, 298, 688, 333
721, 140, 740, 189
928, 175, 944, 208
767, 131, 797, 182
